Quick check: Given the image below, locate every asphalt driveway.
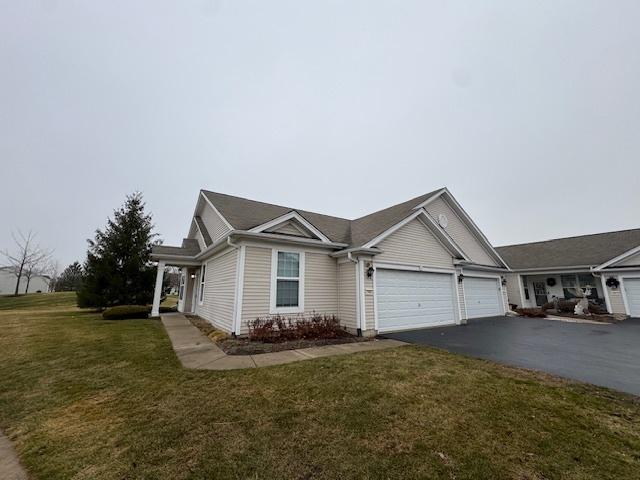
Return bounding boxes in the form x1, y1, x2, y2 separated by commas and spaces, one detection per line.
383, 316, 640, 396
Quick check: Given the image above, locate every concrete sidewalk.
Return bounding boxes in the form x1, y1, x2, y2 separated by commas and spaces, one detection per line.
161, 314, 406, 370
0, 431, 27, 480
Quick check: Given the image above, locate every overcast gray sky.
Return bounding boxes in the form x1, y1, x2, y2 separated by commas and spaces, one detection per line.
2, 0, 639, 267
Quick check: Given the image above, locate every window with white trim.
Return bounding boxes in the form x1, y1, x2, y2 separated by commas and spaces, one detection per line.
271, 250, 304, 313
198, 264, 206, 304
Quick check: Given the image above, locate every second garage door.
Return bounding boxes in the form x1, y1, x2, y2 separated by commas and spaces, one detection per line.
623, 278, 640, 317
376, 269, 457, 332
464, 276, 503, 318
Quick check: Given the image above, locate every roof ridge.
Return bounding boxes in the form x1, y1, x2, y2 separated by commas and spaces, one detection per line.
351, 188, 445, 222
201, 188, 443, 223
496, 227, 640, 249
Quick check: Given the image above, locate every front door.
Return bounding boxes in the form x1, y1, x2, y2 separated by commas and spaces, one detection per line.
533, 281, 548, 306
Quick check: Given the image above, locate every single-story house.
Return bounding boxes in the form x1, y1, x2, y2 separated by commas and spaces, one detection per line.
0, 267, 50, 295
497, 229, 640, 317
151, 188, 510, 335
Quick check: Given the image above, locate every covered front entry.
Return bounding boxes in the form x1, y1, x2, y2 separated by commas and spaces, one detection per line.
376, 269, 457, 332
464, 276, 503, 318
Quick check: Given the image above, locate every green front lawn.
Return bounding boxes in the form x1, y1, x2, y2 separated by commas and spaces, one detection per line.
0, 293, 638, 479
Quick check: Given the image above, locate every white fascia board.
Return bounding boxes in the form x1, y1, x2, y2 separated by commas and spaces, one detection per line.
593, 245, 640, 271
149, 254, 201, 266
454, 262, 510, 273
200, 191, 234, 230
247, 211, 331, 243
437, 189, 510, 269
510, 265, 595, 274
330, 247, 382, 258
195, 231, 346, 261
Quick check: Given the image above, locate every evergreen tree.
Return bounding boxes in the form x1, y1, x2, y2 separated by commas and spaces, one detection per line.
77, 193, 159, 308
54, 261, 85, 291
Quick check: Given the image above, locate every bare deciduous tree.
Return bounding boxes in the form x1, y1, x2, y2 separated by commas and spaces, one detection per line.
1, 230, 54, 296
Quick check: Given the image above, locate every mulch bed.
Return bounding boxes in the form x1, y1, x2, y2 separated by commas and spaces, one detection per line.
186, 315, 372, 355
219, 336, 372, 355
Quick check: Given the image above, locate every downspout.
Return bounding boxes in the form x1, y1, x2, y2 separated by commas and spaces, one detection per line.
347, 252, 362, 336
227, 236, 242, 337
227, 236, 240, 250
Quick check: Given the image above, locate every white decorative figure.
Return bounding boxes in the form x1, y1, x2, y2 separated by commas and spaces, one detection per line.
574, 287, 592, 315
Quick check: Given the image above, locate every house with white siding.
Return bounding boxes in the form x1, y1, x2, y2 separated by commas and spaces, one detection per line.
150, 188, 510, 336
0, 267, 50, 295
497, 230, 640, 318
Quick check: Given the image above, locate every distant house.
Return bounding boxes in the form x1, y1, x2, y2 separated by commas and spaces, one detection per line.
150, 188, 510, 335
0, 267, 50, 295
498, 229, 640, 317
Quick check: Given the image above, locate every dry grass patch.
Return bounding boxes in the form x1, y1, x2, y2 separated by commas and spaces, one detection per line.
0, 293, 639, 479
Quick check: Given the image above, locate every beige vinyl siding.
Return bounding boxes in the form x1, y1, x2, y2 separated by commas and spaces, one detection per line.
363, 270, 375, 331
607, 276, 627, 314
240, 246, 272, 335
338, 261, 358, 331
504, 273, 523, 309
425, 197, 497, 267
305, 252, 339, 315
239, 246, 340, 335
612, 252, 640, 268
195, 248, 237, 333
201, 203, 232, 243
375, 218, 454, 268
267, 221, 313, 238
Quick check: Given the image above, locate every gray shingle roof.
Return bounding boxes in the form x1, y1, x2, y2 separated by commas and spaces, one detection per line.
349, 190, 443, 247
152, 238, 201, 257
495, 229, 640, 270
201, 189, 444, 247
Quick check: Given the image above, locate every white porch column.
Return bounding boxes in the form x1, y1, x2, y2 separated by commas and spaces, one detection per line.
151, 260, 166, 317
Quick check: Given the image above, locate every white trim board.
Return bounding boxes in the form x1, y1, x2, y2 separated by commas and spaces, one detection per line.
200, 191, 235, 231
269, 248, 306, 315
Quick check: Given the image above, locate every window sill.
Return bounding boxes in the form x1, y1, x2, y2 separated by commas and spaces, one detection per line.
270, 306, 304, 315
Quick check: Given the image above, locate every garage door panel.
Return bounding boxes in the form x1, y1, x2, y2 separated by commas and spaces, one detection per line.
376, 269, 456, 332
624, 278, 640, 317
465, 276, 502, 318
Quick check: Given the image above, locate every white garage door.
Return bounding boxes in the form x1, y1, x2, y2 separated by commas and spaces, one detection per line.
464, 276, 503, 318
623, 278, 640, 317
376, 269, 456, 332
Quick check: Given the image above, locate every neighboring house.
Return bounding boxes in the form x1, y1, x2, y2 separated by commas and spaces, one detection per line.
0, 267, 50, 295
151, 188, 510, 335
497, 229, 640, 317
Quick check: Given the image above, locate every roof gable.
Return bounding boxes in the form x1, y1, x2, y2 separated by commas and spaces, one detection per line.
424, 196, 498, 267
201, 190, 351, 244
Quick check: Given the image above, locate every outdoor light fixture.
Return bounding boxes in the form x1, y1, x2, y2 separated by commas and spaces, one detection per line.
190, 274, 196, 279
501, 277, 508, 286
367, 266, 374, 278
458, 274, 464, 283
